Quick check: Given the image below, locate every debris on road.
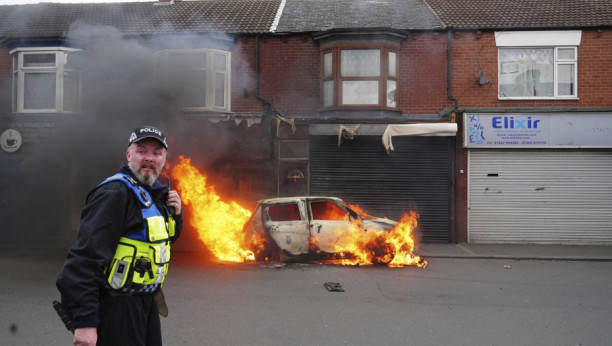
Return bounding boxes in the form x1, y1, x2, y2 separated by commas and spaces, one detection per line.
324, 282, 345, 292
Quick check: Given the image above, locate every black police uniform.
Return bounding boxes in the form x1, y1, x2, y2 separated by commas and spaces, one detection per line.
56, 164, 183, 345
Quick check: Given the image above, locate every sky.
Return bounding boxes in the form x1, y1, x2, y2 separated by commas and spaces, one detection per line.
2, 0, 155, 4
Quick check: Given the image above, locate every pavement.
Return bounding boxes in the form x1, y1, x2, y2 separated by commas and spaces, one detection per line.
415, 243, 612, 261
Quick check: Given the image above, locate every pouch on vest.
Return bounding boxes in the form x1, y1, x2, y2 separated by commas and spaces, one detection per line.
107, 242, 137, 289
166, 216, 176, 238
147, 216, 169, 242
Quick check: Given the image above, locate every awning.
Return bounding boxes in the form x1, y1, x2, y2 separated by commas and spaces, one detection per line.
383, 123, 457, 151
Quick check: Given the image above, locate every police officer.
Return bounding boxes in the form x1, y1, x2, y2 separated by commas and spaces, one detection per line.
56, 126, 183, 346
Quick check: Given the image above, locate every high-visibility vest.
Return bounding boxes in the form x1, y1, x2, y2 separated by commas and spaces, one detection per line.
101, 173, 176, 293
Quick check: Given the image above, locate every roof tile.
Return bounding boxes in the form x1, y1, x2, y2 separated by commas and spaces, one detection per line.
0, 0, 282, 38
425, 0, 612, 29
276, 0, 444, 32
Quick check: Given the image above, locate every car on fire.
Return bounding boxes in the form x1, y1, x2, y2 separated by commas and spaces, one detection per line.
243, 196, 398, 263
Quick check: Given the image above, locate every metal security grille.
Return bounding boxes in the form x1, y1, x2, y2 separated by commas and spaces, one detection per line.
469, 149, 612, 244
310, 135, 452, 243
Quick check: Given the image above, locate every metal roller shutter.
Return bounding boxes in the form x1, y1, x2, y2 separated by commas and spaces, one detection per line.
310, 135, 452, 243
469, 149, 612, 244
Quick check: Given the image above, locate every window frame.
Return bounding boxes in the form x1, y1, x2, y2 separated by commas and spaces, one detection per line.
11, 47, 82, 113
495, 30, 581, 100
154, 48, 231, 112
498, 46, 578, 100
321, 44, 399, 110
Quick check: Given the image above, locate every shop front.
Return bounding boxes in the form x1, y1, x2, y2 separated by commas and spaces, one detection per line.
465, 112, 612, 244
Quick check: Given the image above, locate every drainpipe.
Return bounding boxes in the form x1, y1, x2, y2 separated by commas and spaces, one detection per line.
448, 30, 458, 244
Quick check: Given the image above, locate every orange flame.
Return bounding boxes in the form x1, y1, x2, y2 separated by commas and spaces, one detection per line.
319, 211, 427, 267
171, 156, 255, 262
171, 156, 426, 267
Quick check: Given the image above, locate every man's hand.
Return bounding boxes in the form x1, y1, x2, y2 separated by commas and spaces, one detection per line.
73, 327, 97, 346
167, 189, 182, 216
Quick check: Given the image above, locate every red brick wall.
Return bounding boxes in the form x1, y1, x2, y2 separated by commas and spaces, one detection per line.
577, 29, 612, 106
449, 29, 612, 108
249, 35, 320, 115
246, 33, 456, 117
231, 36, 260, 113
0, 44, 12, 115
400, 33, 451, 114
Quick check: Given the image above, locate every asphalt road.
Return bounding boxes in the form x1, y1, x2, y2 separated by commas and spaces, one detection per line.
2, 249, 612, 346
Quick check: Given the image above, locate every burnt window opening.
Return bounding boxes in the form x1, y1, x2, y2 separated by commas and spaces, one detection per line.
310, 201, 349, 221
267, 203, 302, 222
154, 48, 231, 112
11, 48, 82, 113
320, 45, 398, 110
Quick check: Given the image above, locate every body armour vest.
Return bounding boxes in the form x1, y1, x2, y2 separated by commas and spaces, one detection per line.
101, 173, 176, 293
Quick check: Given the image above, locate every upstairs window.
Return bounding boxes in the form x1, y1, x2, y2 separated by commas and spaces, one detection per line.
498, 47, 577, 99
496, 31, 580, 99
322, 46, 398, 109
155, 49, 231, 112
11, 48, 81, 113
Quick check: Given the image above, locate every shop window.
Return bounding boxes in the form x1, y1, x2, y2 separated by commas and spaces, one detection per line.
11, 48, 81, 113
155, 49, 231, 112
322, 46, 398, 109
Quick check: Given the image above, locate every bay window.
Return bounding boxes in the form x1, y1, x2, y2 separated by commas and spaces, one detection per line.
322, 45, 398, 109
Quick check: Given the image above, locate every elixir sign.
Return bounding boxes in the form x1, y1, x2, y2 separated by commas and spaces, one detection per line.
464, 113, 612, 148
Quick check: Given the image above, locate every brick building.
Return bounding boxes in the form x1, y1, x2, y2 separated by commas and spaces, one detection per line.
0, 0, 611, 248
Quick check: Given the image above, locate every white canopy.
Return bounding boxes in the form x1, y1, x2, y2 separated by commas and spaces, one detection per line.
382, 123, 457, 151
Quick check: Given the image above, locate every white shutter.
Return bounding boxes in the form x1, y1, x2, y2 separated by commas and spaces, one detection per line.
468, 149, 612, 244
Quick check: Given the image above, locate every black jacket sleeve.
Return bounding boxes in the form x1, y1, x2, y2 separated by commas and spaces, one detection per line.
151, 180, 183, 243
55, 181, 135, 329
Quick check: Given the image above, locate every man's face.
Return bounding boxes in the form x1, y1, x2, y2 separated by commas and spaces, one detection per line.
126, 138, 167, 186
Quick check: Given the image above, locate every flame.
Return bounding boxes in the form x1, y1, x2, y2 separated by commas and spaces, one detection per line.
171, 156, 426, 267
319, 211, 427, 268
171, 156, 255, 262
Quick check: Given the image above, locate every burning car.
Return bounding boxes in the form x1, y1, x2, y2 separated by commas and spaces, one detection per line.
243, 196, 399, 264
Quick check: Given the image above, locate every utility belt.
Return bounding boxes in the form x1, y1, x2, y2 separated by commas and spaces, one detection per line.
101, 284, 160, 298
100, 284, 170, 317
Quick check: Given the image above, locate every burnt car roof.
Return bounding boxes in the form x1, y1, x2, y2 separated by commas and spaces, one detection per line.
257, 196, 346, 204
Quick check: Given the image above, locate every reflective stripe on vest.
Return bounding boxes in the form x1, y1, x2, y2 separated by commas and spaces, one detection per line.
100, 173, 173, 292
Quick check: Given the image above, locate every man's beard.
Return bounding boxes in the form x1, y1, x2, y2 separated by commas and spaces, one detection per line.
128, 162, 159, 186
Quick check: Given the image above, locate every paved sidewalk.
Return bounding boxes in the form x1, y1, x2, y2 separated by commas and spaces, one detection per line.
415, 243, 612, 261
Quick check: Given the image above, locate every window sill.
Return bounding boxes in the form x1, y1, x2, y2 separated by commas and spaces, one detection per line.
318, 109, 402, 120
498, 97, 579, 101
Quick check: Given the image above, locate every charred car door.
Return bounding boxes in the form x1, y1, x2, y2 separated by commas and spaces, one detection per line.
308, 199, 359, 253
262, 200, 310, 256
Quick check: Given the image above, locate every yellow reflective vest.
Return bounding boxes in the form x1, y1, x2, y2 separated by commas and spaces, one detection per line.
102, 174, 176, 294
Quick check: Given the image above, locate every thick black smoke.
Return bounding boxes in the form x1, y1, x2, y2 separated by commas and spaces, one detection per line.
1, 21, 240, 251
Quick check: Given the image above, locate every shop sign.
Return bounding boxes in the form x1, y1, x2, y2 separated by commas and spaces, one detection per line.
464, 113, 612, 148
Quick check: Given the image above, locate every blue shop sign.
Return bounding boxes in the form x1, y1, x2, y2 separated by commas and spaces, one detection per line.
464, 113, 612, 148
